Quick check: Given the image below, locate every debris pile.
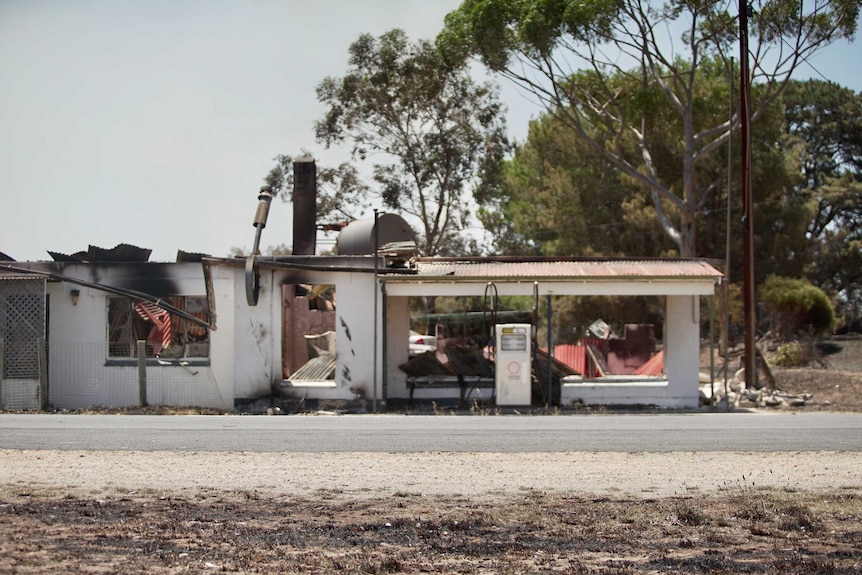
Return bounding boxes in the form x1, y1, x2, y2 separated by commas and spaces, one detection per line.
399, 346, 493, 378
699, 368, 813, 409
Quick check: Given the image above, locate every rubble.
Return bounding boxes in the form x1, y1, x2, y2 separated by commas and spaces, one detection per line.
699, 367, 814, 409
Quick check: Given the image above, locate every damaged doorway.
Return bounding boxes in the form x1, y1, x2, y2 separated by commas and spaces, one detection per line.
282, 284, 336, 383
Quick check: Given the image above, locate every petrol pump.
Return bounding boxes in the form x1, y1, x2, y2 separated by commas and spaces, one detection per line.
494, 323, 532, 406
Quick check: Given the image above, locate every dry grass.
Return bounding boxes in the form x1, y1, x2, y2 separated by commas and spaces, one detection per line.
1, 488, 860, 574
770, 367, 862, 412
1, 337, 859, 573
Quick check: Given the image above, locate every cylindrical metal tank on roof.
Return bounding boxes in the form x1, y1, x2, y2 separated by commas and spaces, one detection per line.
335, 214, 416, 255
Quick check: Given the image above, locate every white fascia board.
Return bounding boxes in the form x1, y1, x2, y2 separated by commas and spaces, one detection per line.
382, 279, 717, 297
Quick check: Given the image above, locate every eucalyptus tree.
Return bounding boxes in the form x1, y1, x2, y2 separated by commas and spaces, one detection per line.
784, 79, 862, 240
486, 111, 673, 257
263, 153, 372, 226
491, 63, 807, 269
314, 29, 509, 256
783, 80, 862, 320
438, 0, 860, 257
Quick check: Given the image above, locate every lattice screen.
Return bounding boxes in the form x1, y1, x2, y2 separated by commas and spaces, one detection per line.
1, 277, 46, 379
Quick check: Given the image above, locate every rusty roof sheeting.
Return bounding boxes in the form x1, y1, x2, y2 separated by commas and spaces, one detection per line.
48, 244, 152, 263
398, 258, 722, 281
546, 344, 587, 376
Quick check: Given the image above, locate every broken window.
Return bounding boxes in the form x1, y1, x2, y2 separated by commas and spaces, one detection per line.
107, 296, 209, 359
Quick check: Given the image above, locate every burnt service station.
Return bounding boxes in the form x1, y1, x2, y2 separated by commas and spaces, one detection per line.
1, 159, 722, 412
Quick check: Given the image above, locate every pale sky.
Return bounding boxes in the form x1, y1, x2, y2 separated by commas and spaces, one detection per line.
1, 1, 859, 262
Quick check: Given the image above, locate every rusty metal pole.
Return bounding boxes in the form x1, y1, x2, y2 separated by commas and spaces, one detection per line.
739, 1, 758, 388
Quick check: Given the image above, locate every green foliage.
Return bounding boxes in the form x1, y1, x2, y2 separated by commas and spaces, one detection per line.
485, 110, 675, 257
439, 0, 860, 257
228, 244, 292, 257
539, 295, 665, 346
760, 276, 835, 337
314, 29, 509, 256
770, 341, 806, 367
263, 153, 372, 224
783, 80, 862, 319
487, 66, 810, 264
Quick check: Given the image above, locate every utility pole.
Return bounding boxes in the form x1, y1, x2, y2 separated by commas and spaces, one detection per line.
739, 1, 758, 388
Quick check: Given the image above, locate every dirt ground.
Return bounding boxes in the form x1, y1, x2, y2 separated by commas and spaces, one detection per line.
708, 335, 862, 413
1, 338, 861, 574
1, 487, 859, 574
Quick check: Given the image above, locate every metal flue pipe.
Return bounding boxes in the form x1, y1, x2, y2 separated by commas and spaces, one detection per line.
252, 186, 274, 255
246, 186, 274, 306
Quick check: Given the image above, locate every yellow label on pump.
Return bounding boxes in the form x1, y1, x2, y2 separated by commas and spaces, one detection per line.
501, 326, 527, 334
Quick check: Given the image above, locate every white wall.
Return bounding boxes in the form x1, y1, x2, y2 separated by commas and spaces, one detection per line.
46, 263, 232, 410
243, 267, 381, 404
231, 266, 280, 402
333, 271, 378, 401
663, 295, 701, 406
384, 294, 411, 401
205, 264, 235, 409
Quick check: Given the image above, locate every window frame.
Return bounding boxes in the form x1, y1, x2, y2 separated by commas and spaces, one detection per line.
106, 296, 210, 365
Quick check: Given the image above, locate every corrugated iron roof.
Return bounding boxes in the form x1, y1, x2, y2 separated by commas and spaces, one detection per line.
392, 258, 722, 281
48, 244, 152, 263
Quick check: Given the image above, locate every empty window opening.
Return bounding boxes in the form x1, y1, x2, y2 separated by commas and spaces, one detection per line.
107, 296, 210, 359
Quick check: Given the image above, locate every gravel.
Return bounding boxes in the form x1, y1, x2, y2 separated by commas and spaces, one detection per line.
2, 449, 859, 500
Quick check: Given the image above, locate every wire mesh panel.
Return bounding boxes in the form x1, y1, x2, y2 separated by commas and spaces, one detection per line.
0, 277, 46, 410
48, 341, 226, 411
48, 342, 140, 409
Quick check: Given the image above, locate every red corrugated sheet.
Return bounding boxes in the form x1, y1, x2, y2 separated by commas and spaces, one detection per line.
545, 338, 666, 377
633, 349, 665, 375
545, 344, 585, 376
541, 341, 605, 378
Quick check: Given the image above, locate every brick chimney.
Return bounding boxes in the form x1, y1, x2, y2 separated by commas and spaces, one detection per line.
292, 157, 317, 255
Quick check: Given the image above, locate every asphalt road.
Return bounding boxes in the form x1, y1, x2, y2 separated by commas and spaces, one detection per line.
1, 412, 861, 452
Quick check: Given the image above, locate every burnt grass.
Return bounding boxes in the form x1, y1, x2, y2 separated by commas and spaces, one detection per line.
766, 336, 862, 412
2, 337, 860, 573
1, 489, 861, 574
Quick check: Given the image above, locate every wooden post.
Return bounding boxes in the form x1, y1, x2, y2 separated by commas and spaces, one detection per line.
38, 337, 48, 410
373, 209, 379, 412
709, 295, 715, 407
137, 340, 148, 407
0, 337, 4, 409
546, 294, 553, 408
740, 0, 758, 389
